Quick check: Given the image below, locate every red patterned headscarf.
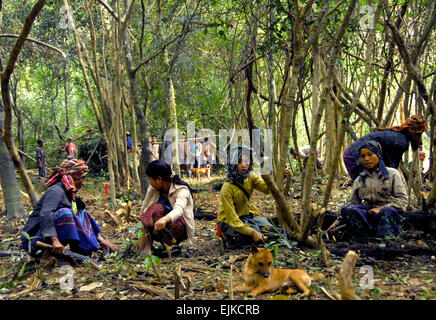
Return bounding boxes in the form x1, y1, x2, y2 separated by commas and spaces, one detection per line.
45, 159, 88, 197
376, 115, 428, 135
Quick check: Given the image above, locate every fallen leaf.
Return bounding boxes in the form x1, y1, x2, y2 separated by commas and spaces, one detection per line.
79, 282, 103, 292
96, 292, 105, 300
215, 278, 224, 292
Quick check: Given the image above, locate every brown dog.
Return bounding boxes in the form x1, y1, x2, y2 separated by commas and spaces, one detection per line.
190, 164, 211, 181
234, 244, 324, 297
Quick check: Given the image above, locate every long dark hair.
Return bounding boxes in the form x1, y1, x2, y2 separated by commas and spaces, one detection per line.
145, 160, 196, 194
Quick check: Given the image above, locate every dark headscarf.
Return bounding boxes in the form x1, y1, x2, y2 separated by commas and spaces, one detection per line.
226, 145, 253, 183
358, 140, 389, 187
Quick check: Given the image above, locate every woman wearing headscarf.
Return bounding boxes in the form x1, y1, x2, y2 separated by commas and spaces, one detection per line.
340, 141, 409, 240
343, 115, 428, 182
21, 159, 117, 259
217, 145, 274, 249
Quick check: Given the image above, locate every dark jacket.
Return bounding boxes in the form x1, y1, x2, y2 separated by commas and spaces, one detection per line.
21, 182, 73, 241
349, 130, 409, 169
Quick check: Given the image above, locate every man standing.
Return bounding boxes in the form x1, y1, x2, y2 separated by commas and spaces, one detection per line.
126, 131, 133, 154
36, 138, 47, 179
202, 137, 216, 167
149, 134, 161, 160
178, 132, 188, 176
187, 137, 202, 178
65, 137, 78, 160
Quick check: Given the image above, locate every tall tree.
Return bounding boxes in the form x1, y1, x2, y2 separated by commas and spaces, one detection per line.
0, 0, 47, 208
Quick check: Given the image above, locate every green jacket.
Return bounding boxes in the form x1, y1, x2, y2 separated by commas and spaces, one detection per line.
217, 172, 270, 236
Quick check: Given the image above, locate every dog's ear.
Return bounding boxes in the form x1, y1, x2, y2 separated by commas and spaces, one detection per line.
250, 243, 259, 254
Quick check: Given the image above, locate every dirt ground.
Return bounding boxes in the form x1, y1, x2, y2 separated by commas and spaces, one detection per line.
0, 171, 435, 301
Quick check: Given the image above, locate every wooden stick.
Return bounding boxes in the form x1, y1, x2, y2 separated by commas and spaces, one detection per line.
173, 269, 180, 299
164, 244, 173, 264
104, 209, 120, 225
320, 286, 337, 300
86, 139, 101, 165
186, 275, 192, 295
302, 204, 319, 241
228, 255, 238, 300
338, 250, 361, 300
129, 281, 170, 297
17, 149, 53, 172
124, 201, 132, 221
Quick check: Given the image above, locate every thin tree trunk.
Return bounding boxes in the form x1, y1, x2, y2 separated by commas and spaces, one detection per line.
1, 0, 46, 208
63, 64, 70, 133
267, 0, 277, 177
10, 77, 25, 155
62, 0, 116, 208
322, 0, 382, 209
301, 0, 354, 223
38, 83, 46, 139
376, 1, 409, 122
120, 5, 146, 185
156, 0, 179, 175
0, 98, 26, 218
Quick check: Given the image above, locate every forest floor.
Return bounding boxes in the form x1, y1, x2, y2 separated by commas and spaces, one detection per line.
0, 170, 435, 301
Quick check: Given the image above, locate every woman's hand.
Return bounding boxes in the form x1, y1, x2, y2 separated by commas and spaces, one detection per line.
98, 237, 118, 252
252, 230, 265, 243
369, 206, 384, 215
51, 237, 65, 255
154, 216, 172, 234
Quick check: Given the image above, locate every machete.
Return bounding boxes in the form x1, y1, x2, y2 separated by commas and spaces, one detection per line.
36, 241, 102, 270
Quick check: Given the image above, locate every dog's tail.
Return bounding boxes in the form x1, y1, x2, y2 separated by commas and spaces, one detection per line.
206, 164, 211, 168
309, 273, 325, 282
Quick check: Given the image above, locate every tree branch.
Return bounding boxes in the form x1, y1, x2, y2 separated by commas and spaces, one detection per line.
95, 0, 119, 21
0, 34, 66, 58
386, 18, 434, 104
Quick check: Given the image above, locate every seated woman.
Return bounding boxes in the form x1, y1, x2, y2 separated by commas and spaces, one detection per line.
217, 145, 275, 249
137, 160, 195, 255
340, 141, 408, 241
21, 159, 117, 261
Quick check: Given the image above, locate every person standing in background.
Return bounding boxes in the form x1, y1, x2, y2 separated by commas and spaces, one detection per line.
36, 138, 47, 179
202, 137, 216, 168
126, 131, 133, 154
178, 132, 188, 177
187, 137, 202, 178
149, 134, 161, 161
65, 137, 78, 160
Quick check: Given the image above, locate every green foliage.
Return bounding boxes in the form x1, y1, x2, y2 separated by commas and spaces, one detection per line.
141, 254, 161, 270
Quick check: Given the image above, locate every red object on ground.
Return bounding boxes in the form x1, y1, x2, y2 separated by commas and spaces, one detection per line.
105, 183, 108, 197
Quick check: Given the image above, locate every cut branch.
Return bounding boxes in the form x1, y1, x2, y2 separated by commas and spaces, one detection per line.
338, 250, 360, 300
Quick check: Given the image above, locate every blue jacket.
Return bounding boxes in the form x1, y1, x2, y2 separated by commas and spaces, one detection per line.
21, 182, 73, 241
